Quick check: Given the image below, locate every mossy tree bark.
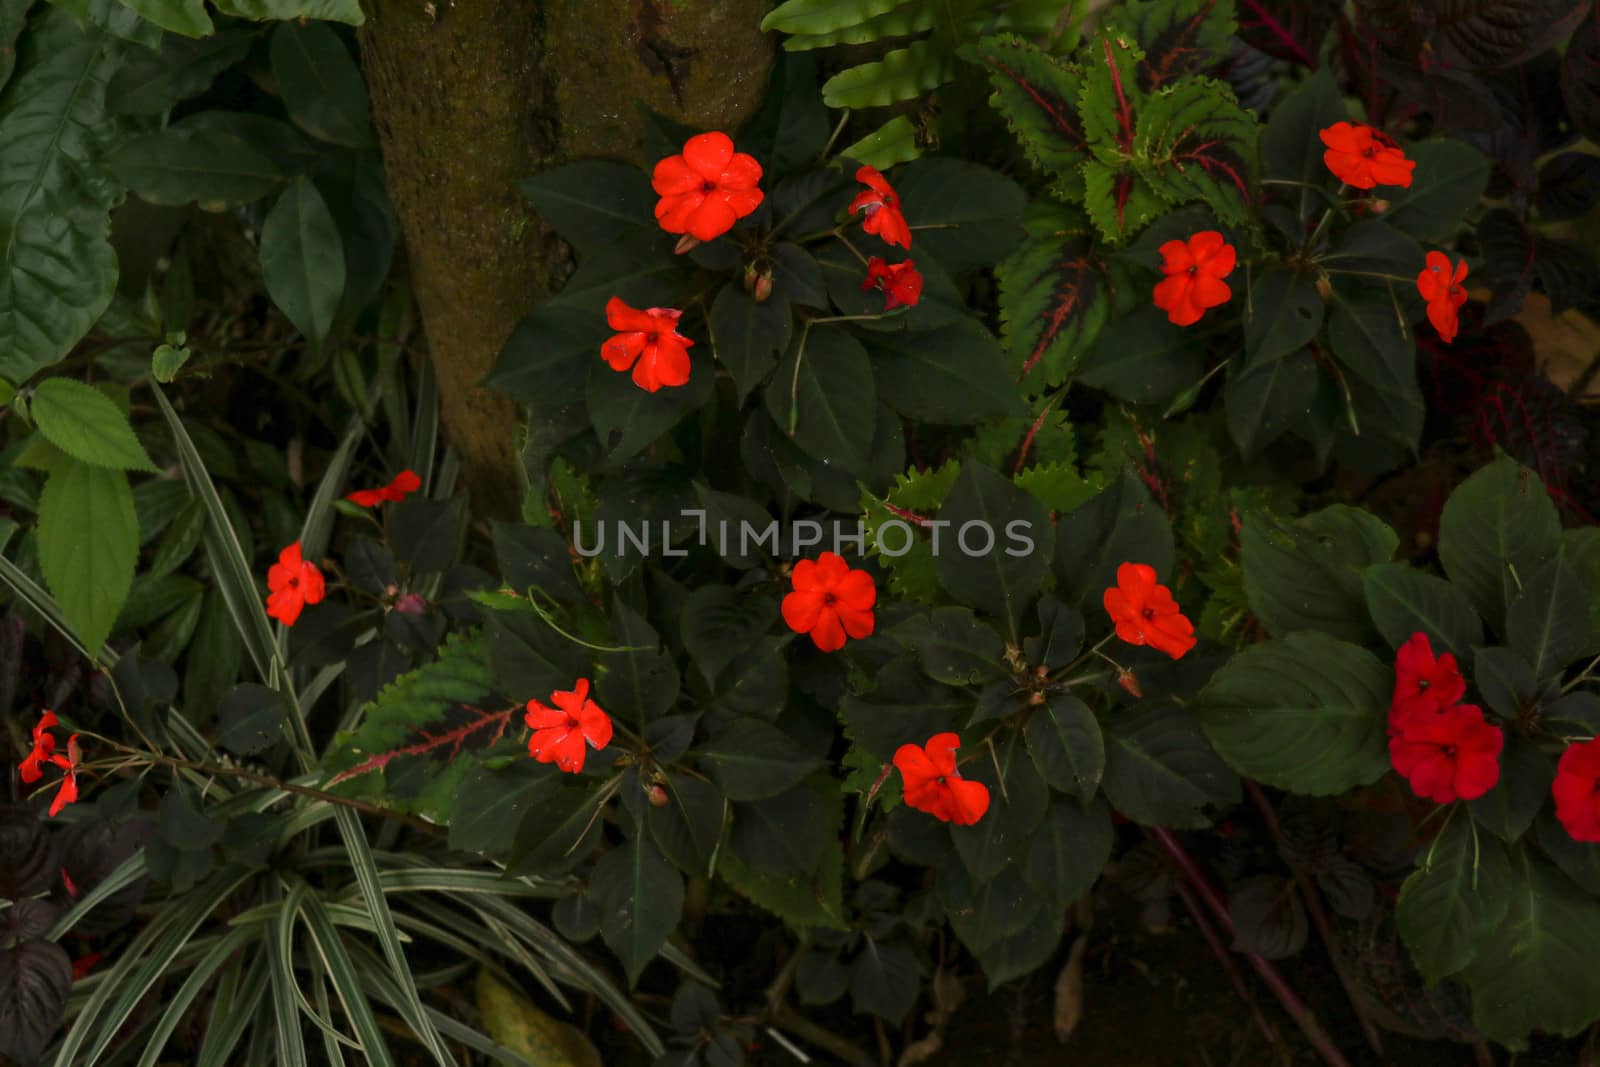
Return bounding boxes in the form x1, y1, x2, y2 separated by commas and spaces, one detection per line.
360, 0, 773, 519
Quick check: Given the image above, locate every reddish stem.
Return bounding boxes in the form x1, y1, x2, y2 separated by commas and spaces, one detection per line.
1149, 827, 1354, 1067
1173, 879, 1289, 1060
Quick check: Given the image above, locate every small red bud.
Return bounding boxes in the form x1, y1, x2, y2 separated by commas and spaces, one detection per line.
674, 234, 701, 256
1117, 669, 1143, 699
753, 271, 774, 303
1369, 198, 1390, 215
1315, 275, 1333, 301
393, 593, 428, 615
646, 784, 670, 807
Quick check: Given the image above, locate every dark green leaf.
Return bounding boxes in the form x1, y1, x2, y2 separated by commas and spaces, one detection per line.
1242, 505, 1396, 642
648, 772, 724, 876
1024, 694, 1104, 802
261, 177, 346, 347
1053, 468, 1174, 604
518, 161, 656, 254
107, 129, 285, 206
951, 732, 1048, 880
697, 719, 822, 801
1506, 557, 1591, 682
1381, 140, 1490, 241
1102, 700, 1239, 827
934, 461, 1054, 640
269, 22, 373, 148
1438, 456, 1563, 631
1076, 304, 1202, 406
1362, 563, 1484, 659
591, 837, 684, 985
1468, 735, 1554, 845
710, 284, 790, 405
1224, 347, 1321, 458
681, 585, 777, 684
849, 941, 922, 1022
1245, 267, 1323, 365
448, 762, 551, 856
597, 598, 680, 727
1398, 813, 1510, 983
892, 156, 1027, 272
39, 456, 136, 657
765, 327, 876, 473
867, 319, 1022, 424
841, 658, 973, 761
889, 606, 1008, 686
1260, 67, 1341, 221
217, 683, 287, 755
106, 28, 256, 114
730, 778, 838, 876
1024, 797, 1113, 913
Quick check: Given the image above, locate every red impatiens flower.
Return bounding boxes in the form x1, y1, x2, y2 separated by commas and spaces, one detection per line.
1416, 252, 1469, 344
651, 131, 764, 242
893, 733, 990, 825
1152, 231, 1236, 327
19, 712, 80, 817
1389, 703, 1503, 803
346, 470, 421, 508
849, 165, 912, 249
266, 541, 326, 627
1390, 632, 1467, 731
862, 257, 923, 310
526, 678, 613, 774
602, 296, 694, 393
1103, 562, 1196, 660
1554, 739, 1600, 842
1319, 122, 1416, 189
781, 551, 876, 653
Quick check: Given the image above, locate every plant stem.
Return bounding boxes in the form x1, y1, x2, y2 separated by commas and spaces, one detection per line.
1173, 878, 1289, 1061
1149, 827, 1354, 1067
1245, 780, 1385, 1057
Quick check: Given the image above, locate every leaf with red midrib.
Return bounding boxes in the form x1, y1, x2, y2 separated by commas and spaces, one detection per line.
998, 204, 1108, 392
323, 631, 515, 821
977, 35, 1089, 199
1135, 78, 1257, 224
1112, 0, 1238, 91
1237, 0, 1330, 67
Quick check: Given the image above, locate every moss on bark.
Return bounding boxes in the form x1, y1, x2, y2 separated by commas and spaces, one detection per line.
360, 0, 772, 520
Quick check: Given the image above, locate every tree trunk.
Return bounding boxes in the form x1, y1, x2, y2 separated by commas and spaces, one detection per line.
360, 0, 773, 520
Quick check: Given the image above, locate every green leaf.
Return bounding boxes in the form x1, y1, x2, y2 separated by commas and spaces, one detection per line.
822, 39, 953, 109
1506, 556, 1591, 682
518, 162, 657, 255
595, 598, 680, 727
107, 28, 257, 115
1053, 468, 1173, 604
1113, 0, 1237, 89
1319, 219, 1423, 276
850, 939, 923, 1022
837, 114, 921, 171
1438, 456, 1563, 632
1195, 632, 1390, 795
0, 0, 26, 92
213, 0, 362, 19
890, 156, 1027, 273
841, 658, 974, 761
113, 0, 211, 36
1324, 294, 1423, 459
1467, 736, 1553, 845
0, 9, 123, 383
108, 128, 285, 207
1131, 77, 1256, 225
261, 177, 346, 348
939, 863, 1035, 953
736, 50, 830, 177
697, 719, 823, 802
889, 606, 1009, 686
1241, 505, 1397, 643
1362, 563, 1484, 660
729, 777, 839, 876
1102, 700, 1239, 827
1260, 67, 1341, 217
680, 585, 777, 684
1461, 846, 1600, 1049
718, 842, 846, 931
1397, 813, 1510, 984
649, 772, 725, 876
976, 34, 1088, 198
1245, 267, 1324, 365
217, 683, 288, 756
1024, 797, 1113, 913
952, 732, 1048, 878
934, 461, 1055, 640
591, 837, 684, 985
866, 319, 1022, 424
1075, 304, 1201, 406
710, 284, 790, 405
761, 0, 908, 34
975, 901, 1061, 990
1024, 693, 1104, 802
1381, 140, 1490, 241
269, 22, 374, 148
1567, 527, 1600, 653
1224, 348, 1321, 459
38, 456, 137, 658
997, 203, 1108, 390
31, 378, 155, 471
448, 763, 554, 856
765, 326, 876, 474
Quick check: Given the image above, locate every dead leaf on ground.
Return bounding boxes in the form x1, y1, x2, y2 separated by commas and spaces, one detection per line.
1054, 933, 1089, 1043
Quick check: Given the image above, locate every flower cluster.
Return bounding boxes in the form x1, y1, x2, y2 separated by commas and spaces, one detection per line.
1554, 739, 1600, 842
19, 711, 80, 817
1387, 633, 1502, 803
345, 470, 421, 508
850, 165, 922, 311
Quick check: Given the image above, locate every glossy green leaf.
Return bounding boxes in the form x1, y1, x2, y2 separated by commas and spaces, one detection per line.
1241, 505, 1396, 643
1362, 562, 1483, 659
270, 21, 374, 148
261, 177, 346, 348
1102, 700, 1238, 827
1438, 456, 1563, 632
590, 837, 684, 985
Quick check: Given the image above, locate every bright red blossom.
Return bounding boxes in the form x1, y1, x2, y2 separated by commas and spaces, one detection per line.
1389, 703, 1502, 803
782, 552, 876, 653
265, 541, 326, 626
651, 131, 764, 242
1103, 562, 1196, 660
1416, 252, 1469, 344
893, 733, 989, 825
1389, 632, 1466, 731
862, 257, 923, 310
526, 678, 613, 774
1153, 231, 1235, 327
1554, 739, 1600, 842
346, 470, 421, 507
1319, 122, 1416, 189
848, 165, 912, 249
602, 296, 694, 393
19, 712, 80, 817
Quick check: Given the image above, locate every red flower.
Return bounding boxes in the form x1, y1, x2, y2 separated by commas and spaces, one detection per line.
1389, 704, 1502, 803
20, 713, 80, 817
71, 952, 103, 982
346, 470, 421, 508
602, 296, 694, 393
1152, 231, 1235, 327
526, 678, 613, 774
1389, 632, 1467, 731
1103, 562, 1196, 660
1319, 122, 1416, 189
19, 709, 59, 783
266, 541, 326, 627
1416, 252, 1469, 344
893, 733, 990, 825
651, 131, 764, 242
862, 257, 923, 310
1554, 739, 1600, 842
781, 551, 876, 653
848, 165, 912, 249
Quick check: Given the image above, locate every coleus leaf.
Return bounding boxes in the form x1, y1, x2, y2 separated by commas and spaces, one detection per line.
1236, 0, 1334, 67
1132, 77, 1256, 226
975, 34, 1089, 200
1354, 0, 1589, 71
1563, 9, 1600, 140
997, 203, 1108, 392
1109, 0, 1238, 90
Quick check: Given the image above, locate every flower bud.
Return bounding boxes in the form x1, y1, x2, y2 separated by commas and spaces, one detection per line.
753, 270, 774, 303
1315, 275, 1334, 302
646, 784, 670, 808
1369, 198, 1390, 215
393, 593, 428, 615
1118, 669, 1143, 699
674, 234, 701, 256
